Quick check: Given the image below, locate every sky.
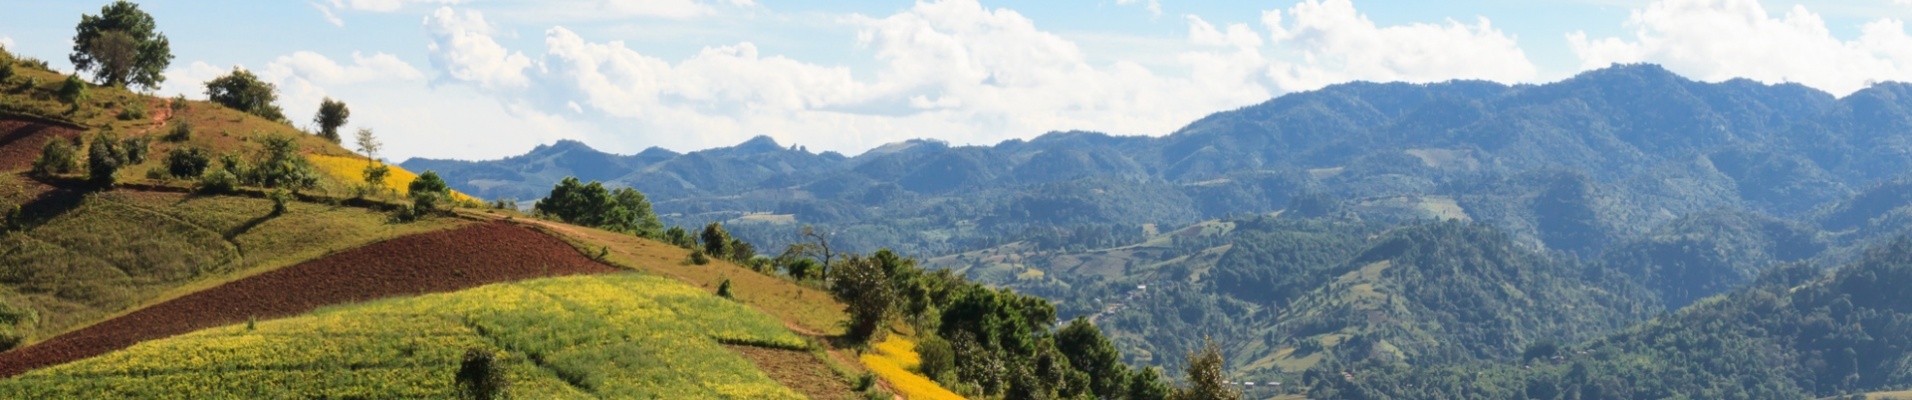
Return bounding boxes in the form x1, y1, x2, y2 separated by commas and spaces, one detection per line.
2, 0, 1911, 162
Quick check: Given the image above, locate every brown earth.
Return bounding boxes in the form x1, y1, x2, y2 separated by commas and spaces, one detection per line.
0, 120, 84, 172
729, 344, 859, 400
0, 220, 618, 378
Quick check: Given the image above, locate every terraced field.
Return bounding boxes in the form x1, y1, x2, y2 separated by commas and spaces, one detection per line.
0, 274, 809, 399
0, 220, 612, 377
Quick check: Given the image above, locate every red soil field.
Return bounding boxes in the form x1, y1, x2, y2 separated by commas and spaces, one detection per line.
0, 120, 84, 172
0, 220, 618, 378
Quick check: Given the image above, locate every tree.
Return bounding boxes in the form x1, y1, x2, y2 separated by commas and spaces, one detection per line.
1056, 318, 1131, 399
410, 171, 449, 196
70, 0, 172, 90
801, 225, 837, 268
701, 222, 731, 258
314, 97, 349, 143
205, 67, 285, 122
1174, 338, 1239, 400
611, 187, 663, 237
830, 253, 896, 341
164, 146, 210, 178
354, 127, 382, 159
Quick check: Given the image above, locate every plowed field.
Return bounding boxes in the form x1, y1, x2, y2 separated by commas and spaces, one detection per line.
0, 120, 84, 172
0, 220, 617, 378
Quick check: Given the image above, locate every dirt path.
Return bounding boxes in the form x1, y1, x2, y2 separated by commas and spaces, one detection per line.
0, 220, 618, 378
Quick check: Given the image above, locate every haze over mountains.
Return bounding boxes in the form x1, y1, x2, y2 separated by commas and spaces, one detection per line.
406, 63, 1912, 398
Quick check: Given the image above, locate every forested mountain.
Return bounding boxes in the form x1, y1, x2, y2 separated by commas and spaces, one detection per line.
408, 64, 1912, 259
407, 63, 1912, 396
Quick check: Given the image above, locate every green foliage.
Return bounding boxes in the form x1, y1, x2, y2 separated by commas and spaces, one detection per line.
314, 97, 349, 144
119, 134, 148, 165
195, 168, 238, 194
699, 223, 731, 257
69, 0, 172, 90
915, 335, 955, 381
160, 119, 191, 142
204, 67, 285, 122
31, 136, 80, 177
663, 226, 694, 249
115, 96, 147, 120
534, 177, 663, 237
240, 134, 320, 190
1174, 339, 1240, 400
688, 249, 709, 265
716, 278, 734, 299
85, 132, 123, 186
162, 146, 210, 178
57, 74, 88, 106
456, 348, 509, 400
0, 300, 38, 351
829, 253, 899, 341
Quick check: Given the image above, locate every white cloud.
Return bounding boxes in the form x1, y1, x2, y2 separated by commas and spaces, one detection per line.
157, 61, 232, 99
424, 7, 535, 89
313, 3, 345, 26
1257, 0, 1537, 92
1116, 0, 1163, 17
0, 36, 13, 50
413, 0, 1540, 157
330, 0, 465, 13
1569, 0, 1912, 96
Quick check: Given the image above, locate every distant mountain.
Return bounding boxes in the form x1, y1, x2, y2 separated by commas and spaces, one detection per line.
406, 64, 1912, 261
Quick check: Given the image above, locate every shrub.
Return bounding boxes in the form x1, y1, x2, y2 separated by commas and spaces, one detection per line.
30, 137, 80, 177
164, 146, 211, 178
116, 98, 148, 121
57, 74, 88, 106
269, 189, 290, 215
0, 59, 13, 83
245, 134, 320, 190
161, 120, 191, 142
86, 133, 124, 186
409, 170, 448, 196
917, 336, 956, 380
456, 348, 509, 400
664, 226, 695, 249
0, 300, 38, 351
689, 249, 710, 265
717, 278, 734, 299
120, 135, 149, 164
205, 67, 285, 122
196, 168, 238, 194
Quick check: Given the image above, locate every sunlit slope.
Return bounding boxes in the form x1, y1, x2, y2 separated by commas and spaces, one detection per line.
0, 274, 809, 399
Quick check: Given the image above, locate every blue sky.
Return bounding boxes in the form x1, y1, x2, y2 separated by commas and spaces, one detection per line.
3, 0, 1911, 161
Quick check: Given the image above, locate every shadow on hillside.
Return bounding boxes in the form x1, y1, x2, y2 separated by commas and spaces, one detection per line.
5, 177, 91, 232
222, 212, 277, 242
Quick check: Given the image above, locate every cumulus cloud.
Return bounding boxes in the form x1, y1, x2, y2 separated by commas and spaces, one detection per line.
424, 7, 535, 89
330, 0, 465, 12
415, 0, 1538, 156
1569, 0, 1912, 96
1255, 0, 1537, 92
157, 61, 232, 99
0, 35, 13, 50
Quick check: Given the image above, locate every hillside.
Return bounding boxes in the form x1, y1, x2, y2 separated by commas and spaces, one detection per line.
0, 274, 812, 399
1316, 238, 1912, 399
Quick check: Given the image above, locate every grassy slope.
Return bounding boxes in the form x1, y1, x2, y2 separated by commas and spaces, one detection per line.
0, 274, 808, 399
0, 179, 466, 344
0, 54, 478, 345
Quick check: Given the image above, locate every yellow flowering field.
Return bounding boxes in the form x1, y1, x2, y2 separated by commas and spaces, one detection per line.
307, 154, 480, 203
861, 335, 965, 400
0, 274, 807, 399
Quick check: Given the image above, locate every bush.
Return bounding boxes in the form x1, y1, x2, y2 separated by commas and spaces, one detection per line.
196, 168, 238, 194
86, 133, 124, 186
57, 74, 88, 106
164, 146, 211, 178
120, 135, 149, 164
269, 189, 290, 215
161, 120, 191, 142
689, 249, 710, 265
916, 336, 956, 380
664, 226, 695, 249
409, 170, 448, 196
455, 348, 509, 400
117, 99, 148, 121
717, 278, 734, 299
30, 137, 80, 177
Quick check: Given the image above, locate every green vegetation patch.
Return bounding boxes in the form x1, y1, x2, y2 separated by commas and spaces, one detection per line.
0, 274, 808, 399
0, 190, 464, 344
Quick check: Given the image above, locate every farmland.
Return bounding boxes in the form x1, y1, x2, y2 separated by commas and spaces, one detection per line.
860, 335, 963, 400
308, 154, 479, 203
0, 274, 809, 399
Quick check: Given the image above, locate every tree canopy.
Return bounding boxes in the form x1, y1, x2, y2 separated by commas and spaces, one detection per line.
70, 0, 172, 90
534, 177, 663, 237
314, 98, 350, 144
205, 67, 285, 122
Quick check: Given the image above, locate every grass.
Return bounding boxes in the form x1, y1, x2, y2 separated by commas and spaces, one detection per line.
307, 154, 479, 203
0, 274, 808, 399
502, 213, 850, 336
0, 188, 466, 344
860, 335, 964, 400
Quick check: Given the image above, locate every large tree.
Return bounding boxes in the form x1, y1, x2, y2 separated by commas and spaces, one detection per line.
205, 67, 286, 122
314, 97, 350, 144
70, 0, 173, 90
